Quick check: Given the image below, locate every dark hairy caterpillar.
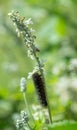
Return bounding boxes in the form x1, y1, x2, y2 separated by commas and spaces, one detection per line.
32, 72, 48, 107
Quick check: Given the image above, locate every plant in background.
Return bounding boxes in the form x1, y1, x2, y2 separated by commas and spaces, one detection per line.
8, 10, 77, 130
8, 10, 52, 129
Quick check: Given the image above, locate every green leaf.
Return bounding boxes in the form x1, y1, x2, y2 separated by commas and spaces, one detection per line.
48, 120, 77, 130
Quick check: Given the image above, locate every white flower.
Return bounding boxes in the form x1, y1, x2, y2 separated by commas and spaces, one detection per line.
32, 105, 41, 111
30, 28, 35, 33
13, 22, 16, 26
28, 50, 34, 60
33, 112, 39, 120
16, 119, 23, 129
33, 111, 44, 122
30, 55, 34, 60
8, 10, 14, 16
24, 18, 33, 25
20, 77, 26, 92
8, 12, 12, 16
27, 72, 33, 79
20, 110, 29, 124
16, 28, 21, 37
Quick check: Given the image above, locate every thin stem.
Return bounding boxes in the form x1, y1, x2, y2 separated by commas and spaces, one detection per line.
23, 92, 35, 123
31, 44, 44, 80
27, 122, 32, 130
27, 122, 36, 130
47, 98, 53, 124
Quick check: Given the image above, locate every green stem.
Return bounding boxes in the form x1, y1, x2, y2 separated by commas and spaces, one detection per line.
27, 122, 32, 130
47, 98, 53, 124
23, 92, 35, 123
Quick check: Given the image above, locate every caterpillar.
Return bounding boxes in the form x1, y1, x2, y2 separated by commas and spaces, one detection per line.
32, 72, 48, 107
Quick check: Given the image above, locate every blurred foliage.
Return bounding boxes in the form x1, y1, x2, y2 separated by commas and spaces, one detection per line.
0, 0, 77, 129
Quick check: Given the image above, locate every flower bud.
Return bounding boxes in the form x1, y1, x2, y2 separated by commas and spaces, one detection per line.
16, 119, 23, 129
20, 77, 26, 92
20, 110, 29, 124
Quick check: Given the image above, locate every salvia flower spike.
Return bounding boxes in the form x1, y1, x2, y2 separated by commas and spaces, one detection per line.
8, 10, 52, 124
8, 10, 38, 60
20, 77, 26, 92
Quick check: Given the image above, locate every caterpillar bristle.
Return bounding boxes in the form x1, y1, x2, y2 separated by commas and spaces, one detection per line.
32, 72, 48, 107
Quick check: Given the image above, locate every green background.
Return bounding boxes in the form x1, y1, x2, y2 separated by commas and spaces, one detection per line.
0, 0, 77, 129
